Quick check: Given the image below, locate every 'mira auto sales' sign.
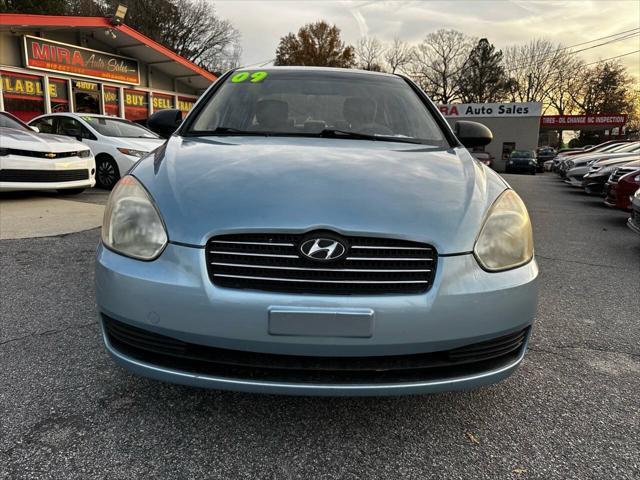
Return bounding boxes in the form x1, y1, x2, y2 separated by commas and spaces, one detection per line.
23, 36, 140, 85
438, 102, 542, 118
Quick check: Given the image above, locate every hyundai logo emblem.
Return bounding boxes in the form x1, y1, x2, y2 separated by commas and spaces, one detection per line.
299, 237, 347, 261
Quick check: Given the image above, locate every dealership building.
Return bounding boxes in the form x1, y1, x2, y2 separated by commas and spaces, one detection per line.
0, 14, 216, 122
438, 102, 543, 172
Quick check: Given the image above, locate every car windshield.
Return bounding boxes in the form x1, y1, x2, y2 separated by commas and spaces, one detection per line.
81, 116, 159, 139
187, 69, 447, 146
0, 112, 29, 131
511, 150, 532, 158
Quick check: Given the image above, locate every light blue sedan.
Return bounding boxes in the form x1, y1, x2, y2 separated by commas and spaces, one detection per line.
96, 67, 538, 396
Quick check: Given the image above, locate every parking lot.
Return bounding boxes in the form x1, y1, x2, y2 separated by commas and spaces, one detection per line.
0, 174, 638, 479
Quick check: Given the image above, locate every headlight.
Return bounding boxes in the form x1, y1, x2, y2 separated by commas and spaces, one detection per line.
635, 188, 640, 198
102, 175, 167, 260
117, 147, 149, 158
474, 190, 534, 272
78, 149, 92, 158
634, 175, 640, 182
600, 165, 615, 175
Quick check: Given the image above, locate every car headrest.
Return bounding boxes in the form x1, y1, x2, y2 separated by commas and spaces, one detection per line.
343, 97, 376, 127
256, 100, 289, 129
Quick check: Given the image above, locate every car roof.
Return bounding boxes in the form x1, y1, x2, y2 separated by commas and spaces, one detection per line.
239, 66, 399, 78
38, 113, 119, 120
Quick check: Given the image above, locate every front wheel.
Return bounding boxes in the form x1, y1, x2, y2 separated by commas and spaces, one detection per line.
95, 156, 120, 190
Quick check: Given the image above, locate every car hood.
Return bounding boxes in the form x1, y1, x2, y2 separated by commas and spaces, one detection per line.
593, 155, 640, 167
132, 136, 509, 254
0, 127, 88, 152
109, 137, 165, 152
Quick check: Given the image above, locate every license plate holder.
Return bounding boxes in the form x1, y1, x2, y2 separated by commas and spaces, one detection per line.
268, 307, 374, 338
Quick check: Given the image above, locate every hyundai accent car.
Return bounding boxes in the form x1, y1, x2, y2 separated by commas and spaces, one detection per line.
0, 111, 95, 193
96, 67, 538, 396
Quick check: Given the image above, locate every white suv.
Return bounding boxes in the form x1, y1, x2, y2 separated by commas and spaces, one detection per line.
30, 113, 165, 189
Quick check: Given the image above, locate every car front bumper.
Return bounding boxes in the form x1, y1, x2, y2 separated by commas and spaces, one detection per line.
0, 178, 95, 192
96, 242, 538, 395
628, 195, 640, 235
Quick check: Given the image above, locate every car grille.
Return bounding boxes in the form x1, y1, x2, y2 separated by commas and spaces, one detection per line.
609, 167, 636, 183
103, 316, 529, 384
0, 169, 89, 183
4, 148, 82, 159
205, 233, 437, 295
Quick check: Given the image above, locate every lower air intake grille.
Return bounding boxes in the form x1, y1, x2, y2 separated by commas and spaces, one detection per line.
0, 169, 89, 183
205, 232, 437, 295
103, 316, 529, 385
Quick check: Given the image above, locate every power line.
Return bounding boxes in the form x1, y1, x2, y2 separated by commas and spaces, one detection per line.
502, 31, 639, 73
508, 27, 640, 70
583, 49, 640, 66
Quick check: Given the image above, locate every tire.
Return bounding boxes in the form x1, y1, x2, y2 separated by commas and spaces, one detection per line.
95, 155, 120, 190
57, 188, 85, 195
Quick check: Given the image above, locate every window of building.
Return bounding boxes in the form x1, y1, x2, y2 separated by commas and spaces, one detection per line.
152, 92, 174, 112
50, 78, 69, 113
73, 80, 101, 114
178, 96, 196, 116
124, 89, 149, 121
104, 86, 119, 116
1, 71, 45, 122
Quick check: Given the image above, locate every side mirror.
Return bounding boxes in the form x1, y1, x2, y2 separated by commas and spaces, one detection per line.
148, 109, 183, 138
454, 121, 493, 148
63, 128, 83, 141
30, 125, 40, 133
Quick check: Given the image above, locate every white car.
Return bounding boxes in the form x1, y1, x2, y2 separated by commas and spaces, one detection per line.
0, 112, 95, 193
29, 113, 165, 189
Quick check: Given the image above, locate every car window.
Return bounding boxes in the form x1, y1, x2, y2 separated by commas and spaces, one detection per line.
511, 150, 532, 158
0, 112, 29, 130
31, 116, 58, 134
188, 70, 447, 146
55, 116, 95, 140
80, 116, 159, 138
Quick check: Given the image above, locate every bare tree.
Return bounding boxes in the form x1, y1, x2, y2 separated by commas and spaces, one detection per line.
503, 39, 564, 104
545, 55, 584, 114
384, 38, 413, 74
355, 37, 386, 71
410, 29, 474, 103
161, 0, 241, 72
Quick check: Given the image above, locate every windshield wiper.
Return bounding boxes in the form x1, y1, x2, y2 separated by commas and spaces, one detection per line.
318, 128, 423, 144
207, 127, 253, 134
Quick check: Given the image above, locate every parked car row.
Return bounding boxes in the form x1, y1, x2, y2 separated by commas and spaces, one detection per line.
0, 110, 165, 193
549, 139, 640, 236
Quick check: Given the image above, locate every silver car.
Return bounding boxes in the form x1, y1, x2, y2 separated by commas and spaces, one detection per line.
96, 67, 538, 396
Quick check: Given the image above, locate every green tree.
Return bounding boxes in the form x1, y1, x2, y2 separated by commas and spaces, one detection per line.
458, 38, 509, 103
275, 21, 355, 68
571, 61, 634, 114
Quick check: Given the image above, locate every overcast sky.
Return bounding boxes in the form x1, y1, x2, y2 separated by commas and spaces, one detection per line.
215, 0, 640, 79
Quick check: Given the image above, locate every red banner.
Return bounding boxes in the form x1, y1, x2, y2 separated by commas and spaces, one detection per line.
541, 114, 627, 128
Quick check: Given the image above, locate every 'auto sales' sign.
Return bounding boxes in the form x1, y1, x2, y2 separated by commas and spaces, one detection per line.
23, 35, 140, 85
438, 102, 542, 118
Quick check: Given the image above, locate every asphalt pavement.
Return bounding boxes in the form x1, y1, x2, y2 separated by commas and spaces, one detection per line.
1, 174, 638, 480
